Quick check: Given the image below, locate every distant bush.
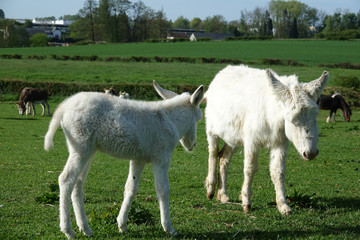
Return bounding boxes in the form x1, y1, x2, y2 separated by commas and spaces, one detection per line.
226, 36, 273, 41
29, 33, 49, 47
334, 76, 360, 90
1, 54, 22, 59
74, 40, 94, 45
317, 62, 360, 70
196, 37, 212, 42
316, 30, 360, 40
260, 58, 304, 66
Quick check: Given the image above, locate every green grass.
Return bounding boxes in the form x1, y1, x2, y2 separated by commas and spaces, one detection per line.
1, 40, 359, 97
1, 40, 360, 65
0, 99, 359, 239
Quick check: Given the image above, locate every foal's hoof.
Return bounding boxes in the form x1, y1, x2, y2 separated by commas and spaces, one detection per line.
63, 229, 76, 239
80, 226, 93, 237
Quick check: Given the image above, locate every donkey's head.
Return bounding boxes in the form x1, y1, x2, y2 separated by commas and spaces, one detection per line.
336, 95, 352, 122
153, 80, 204, 151
16, 102, 26, 115
267, 70, 329, 160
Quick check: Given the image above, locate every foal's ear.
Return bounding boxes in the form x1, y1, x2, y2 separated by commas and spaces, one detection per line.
190, 85, 204, 107
266, 69, 290, 103
303, 70, 329, 101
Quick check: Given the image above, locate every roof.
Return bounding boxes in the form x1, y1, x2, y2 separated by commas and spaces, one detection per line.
191, 32, 234, 41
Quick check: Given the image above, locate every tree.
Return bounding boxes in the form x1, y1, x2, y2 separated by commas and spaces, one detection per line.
269, 0, 319, 38
203, 15, 228, 33
0, 9, 5, 19
289, 18, 298, 38
79, 0, 98, 42
0, 19, 29, 47
190, 18, 203, 30
30, 33, 49, 47
172, 16, 190, 29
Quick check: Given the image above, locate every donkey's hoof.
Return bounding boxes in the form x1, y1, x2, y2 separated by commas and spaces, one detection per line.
206, 192, 214, 200
243, 204, 251, 213
217, 193, 230, 203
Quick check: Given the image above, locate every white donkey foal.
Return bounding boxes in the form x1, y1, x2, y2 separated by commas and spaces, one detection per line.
44, 81, 204, 239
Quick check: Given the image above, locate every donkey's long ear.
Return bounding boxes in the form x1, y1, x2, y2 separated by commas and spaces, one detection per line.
153, 80, 178, 100
190, 85, 204, 107
303, 71, 329, 101
266, 69, 290, 103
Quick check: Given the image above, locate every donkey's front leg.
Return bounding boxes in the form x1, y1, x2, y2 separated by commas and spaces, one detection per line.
241, 144, 259, 213
118, 160, 145, 233
270, 145, 291, 215
152, 159, 177, 236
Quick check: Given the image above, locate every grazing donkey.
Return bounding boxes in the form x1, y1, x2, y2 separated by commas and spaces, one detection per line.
16, 87, 50, 116
317, 92, 352, 122
204, 65, 328, 215
44, 81, 204, 239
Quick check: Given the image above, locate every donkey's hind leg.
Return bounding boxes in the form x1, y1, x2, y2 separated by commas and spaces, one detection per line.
58, 147, 95, 239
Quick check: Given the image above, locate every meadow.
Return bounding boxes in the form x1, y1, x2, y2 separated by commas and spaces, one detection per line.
0, 40, 359, 239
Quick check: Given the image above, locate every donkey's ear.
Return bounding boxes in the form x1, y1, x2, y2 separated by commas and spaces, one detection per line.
266, 69, 290, 103
303, 71, 328, 101
190, 85, 204, 107
153, 80, 178, 100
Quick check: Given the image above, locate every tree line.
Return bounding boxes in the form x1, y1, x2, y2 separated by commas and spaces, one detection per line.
0, 0, 360, 48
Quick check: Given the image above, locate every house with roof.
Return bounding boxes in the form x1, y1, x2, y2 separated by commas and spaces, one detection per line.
190, 32, 234, 41
25, 27, 61, 39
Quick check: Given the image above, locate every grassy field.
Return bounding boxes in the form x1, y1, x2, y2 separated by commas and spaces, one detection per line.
1, 40, 359, 99
0, 40, 359, 239
1, 40, 360, 65
0, 99, 359, 239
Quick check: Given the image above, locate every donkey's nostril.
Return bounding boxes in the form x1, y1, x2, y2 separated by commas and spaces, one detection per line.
303, 150, 319, 160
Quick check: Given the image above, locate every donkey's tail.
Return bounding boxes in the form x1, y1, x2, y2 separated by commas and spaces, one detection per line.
44, 102, 64, 151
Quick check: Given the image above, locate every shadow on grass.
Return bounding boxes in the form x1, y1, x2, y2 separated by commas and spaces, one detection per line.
181, 226, 360, 239
2, 117, 39, 121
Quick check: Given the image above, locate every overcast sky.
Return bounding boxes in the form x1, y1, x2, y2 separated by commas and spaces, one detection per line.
1, 0, 359, 21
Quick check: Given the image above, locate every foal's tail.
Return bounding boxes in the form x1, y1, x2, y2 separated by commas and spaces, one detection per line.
44, 102, 65, 151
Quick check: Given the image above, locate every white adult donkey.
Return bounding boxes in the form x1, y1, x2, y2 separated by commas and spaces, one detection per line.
44, 81, 204, 239
205, 65, 328, 215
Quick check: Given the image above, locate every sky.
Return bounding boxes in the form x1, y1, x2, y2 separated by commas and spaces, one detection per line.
1, 0, 360, 22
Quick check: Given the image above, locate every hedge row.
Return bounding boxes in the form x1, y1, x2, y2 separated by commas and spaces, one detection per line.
0, 79, 199, 100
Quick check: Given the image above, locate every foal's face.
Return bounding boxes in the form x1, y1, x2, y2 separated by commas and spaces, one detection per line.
180, 107, 203, 152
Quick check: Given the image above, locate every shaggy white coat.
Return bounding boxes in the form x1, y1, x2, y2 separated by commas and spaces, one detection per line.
44, 82, 204, 239
204, 65, 328, 215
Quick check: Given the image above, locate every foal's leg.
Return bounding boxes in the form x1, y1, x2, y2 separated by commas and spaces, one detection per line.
269, 145, 291, 215
241, 143, 259, 213
118, 160, 145, 233
72, 155, 95, 236
205, 134, 219, 200
151, 158, 177, 236
58, 149, 93, 239
217, 144, 237, 203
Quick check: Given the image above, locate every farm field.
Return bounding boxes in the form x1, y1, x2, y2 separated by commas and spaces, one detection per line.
0, 40, 359, 239
1, 40, 360, 65
0, 100, 359, 239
